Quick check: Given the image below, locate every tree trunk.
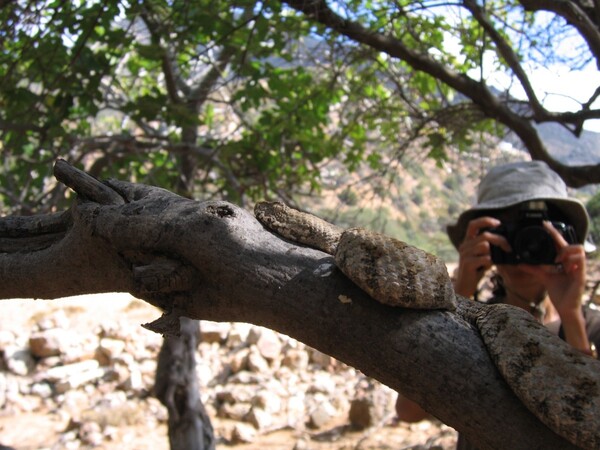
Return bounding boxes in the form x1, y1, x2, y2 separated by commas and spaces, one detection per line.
154, 317, 215, 450
0, 160, 592, 449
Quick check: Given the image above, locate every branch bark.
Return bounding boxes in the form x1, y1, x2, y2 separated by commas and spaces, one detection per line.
0, 161, 583, 449
154, 317, 215, 450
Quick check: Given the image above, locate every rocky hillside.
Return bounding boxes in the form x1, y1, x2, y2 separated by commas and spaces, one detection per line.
303, 127, 599, 263
524, 124, 600, 165
302, 144, 526, 262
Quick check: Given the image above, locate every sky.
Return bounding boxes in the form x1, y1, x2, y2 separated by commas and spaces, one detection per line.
439, 7, 600, 134
485, 64, 600, 133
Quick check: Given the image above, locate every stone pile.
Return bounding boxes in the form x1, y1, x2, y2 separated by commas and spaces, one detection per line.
0, 305, 455, 449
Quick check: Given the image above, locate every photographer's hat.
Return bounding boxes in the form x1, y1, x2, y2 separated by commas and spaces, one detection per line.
446, 160, 590, 249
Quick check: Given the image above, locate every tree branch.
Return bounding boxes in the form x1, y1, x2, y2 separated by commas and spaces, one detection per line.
0, 160, 583, 449
519, 0, 600, 67
279, 0, 600, 187
138, 6, 184, 104
463, 0, 546, 116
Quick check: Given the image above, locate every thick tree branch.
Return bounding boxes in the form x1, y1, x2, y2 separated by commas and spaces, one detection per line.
519, 0, 600, 66
138, 7, 184, 105
54, 158, 125, 206
0, 161, 585, 449
280, 0, 600, 187
187, 44, 236, 109
463, 0, 546, 116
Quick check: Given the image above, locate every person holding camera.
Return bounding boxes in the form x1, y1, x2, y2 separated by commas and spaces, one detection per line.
447, 160, 599, 353
395, 160, 600, 445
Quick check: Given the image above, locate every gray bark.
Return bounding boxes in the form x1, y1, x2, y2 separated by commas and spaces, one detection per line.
0, 160, 584, 449
154, 317, 215, 450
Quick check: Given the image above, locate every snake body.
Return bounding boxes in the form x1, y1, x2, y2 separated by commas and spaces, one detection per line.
255, 201, 600, 449
254, 201, 456, 310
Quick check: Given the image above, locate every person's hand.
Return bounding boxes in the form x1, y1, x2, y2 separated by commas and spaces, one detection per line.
517, 221, 586, 315
454, 217, 511, 297
517, 221, 590, 352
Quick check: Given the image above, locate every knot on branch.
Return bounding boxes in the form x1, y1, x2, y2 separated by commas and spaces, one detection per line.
142, 307, 188, 337
132, 257, 196, 298
205, 204, 236, 218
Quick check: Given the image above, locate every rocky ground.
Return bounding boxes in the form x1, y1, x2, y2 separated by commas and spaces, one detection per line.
0, 293, 456, 450
1, 260, 598, 450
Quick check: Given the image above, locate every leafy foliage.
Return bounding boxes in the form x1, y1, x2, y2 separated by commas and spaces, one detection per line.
1, 0, 598, 219
0, 0, 509, 216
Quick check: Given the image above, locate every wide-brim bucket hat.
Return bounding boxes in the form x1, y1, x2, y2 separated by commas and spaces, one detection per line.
446, 160, 590, 249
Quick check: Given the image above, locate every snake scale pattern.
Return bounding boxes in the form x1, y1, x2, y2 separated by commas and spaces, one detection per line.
254, 201, 600, 449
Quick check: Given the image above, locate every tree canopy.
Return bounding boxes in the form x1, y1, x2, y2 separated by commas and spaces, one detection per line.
1, 0, 599, 217
282, 0, 600, 185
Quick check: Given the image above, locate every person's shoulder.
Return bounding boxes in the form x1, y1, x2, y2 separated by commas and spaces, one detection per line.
584, 304, 600, 320
583, 304, 600, 341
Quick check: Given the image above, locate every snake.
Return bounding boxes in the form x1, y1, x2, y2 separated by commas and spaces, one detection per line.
254, 201, 600, 449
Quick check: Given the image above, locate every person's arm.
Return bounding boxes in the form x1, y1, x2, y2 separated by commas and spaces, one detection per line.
560, 307, 591, 354
520, 222, 592, 355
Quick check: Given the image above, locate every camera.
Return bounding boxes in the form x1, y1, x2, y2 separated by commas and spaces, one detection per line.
486, 201, 577, 265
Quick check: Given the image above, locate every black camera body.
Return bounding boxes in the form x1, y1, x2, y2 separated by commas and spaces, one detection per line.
486, 203, 577, 265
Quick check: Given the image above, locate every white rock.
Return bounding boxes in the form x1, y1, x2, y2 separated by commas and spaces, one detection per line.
230, 348, 249, 373
251, 390, 282, 414
245, 406, 273, 430
307, 372, 337, 395
254, 329, 282, 361
0, 330, 16, 348
35, 310, 69, 331
228, 371, 266, 385
282, 349, 309, 370
247, 348, 269, 373
54, 366, 107, 394
36, 359, 106, 394
219, 402, 251, 421
96, 337, 126, 365
30, 382, 53, 398
121, 365, 144, 393
79, 421, 104, 446
104, 363, 129, 384
308, 400, 338, 429
97, 321, 136, 341
40, 360, 101, 383
226, 323, 252, 348
196, 360, 216, 387
29, 329, 74, 358
217, 384, 255, 404
0, 373, 5, 408
286, 394, 306, 428
231, 422, 257, 443
246, 327, 261, 345
200, 321, 230, 344
293, 437, 313, 450
3, 346, 35, 375
307, 348, 333, 368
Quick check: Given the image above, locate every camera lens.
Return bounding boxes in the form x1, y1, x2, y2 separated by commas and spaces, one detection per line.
513, 226, 556, 264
